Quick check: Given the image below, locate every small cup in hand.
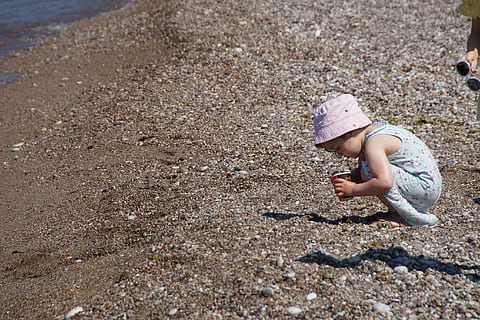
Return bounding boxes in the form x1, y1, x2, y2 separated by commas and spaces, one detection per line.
330, 171, 353, 201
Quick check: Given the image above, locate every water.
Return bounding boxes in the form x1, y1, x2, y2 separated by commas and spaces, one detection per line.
0, 72, 20, 86
0, 0, 132, 85
0, 0, 132, 58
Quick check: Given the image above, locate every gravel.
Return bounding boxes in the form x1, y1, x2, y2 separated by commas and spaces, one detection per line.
0, 0, 478, 319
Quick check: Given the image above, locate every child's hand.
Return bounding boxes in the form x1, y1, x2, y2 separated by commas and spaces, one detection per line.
332, 178, 355, 198
463, 48, 479, 72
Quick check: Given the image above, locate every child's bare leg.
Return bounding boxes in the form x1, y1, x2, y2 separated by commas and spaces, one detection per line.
375, 195, 410, 228
359, 167, 409, 228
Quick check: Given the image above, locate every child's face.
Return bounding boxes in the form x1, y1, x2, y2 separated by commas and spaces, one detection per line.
319, 134, 361, 158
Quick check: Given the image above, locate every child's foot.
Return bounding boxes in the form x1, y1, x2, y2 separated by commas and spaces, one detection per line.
375, 219, 407, 229
372, 212, 411, 229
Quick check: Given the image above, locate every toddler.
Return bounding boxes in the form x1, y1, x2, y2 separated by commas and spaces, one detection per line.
313, 94, 442, 228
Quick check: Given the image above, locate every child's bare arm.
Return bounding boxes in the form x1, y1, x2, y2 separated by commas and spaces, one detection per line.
349, 135, 399, 196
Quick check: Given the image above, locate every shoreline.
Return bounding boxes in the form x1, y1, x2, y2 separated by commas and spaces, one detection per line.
0, 0, 134, 60
0, 1, 180, 314
0, 0, 171, 145
0, 72, 20, 87
0, 0, 134, 89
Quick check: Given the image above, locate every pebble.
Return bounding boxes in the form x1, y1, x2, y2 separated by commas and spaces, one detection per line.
199, 166, 209, 172
276, 257, 284, 267
353, 203, 368, 211
260, 287, 274, 297
372, 302, 391, 317
347, 255, 362, 264
168, 308, 178, 316
286, 307, 302, 315
394, 265, 409, 274
467, 234, 478, 243
64, 306, 84, 319
306, 292, 317, 301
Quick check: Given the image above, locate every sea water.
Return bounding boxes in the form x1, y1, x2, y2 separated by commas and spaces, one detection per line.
0, 0, 132, 85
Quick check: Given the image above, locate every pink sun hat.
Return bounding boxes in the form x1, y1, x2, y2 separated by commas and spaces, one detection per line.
313, 94, 372, 145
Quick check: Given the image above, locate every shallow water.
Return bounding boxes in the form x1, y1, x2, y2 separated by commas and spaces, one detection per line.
0, 72, 20, 86
0, 0, 132, 58
0, 0, 131, 87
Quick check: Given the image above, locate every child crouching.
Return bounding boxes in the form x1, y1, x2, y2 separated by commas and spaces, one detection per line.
314, 94, 442, 228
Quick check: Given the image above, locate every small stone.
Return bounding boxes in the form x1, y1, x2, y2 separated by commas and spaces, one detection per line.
353, 203, 368, 211
425, 274, 437, 282
372, 302, 391, 316
306, 292, 317, 301
276, 257, 284, 267
394, 265, 409, 274
168, 308, 178, 316
199, 166, 209, 172
64, 306, 84, 319
286, 307, 302, 315
260, 287, 274, 297
347, 255, 362, 264
467, 234, 478, 243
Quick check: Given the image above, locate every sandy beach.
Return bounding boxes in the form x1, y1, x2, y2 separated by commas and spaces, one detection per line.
0, 0, 479, 319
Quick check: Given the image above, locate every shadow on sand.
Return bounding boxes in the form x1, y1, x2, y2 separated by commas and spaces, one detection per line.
263, 211, 385, 225
297, 246, 479, 282
263, 212, 479, 282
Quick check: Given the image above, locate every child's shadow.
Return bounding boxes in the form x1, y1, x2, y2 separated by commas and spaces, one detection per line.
298, 246, 479, 282
263, 211, 383, 225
